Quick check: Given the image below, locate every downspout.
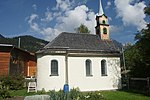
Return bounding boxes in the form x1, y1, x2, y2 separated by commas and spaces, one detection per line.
65, 52, 68, 84
64, 51, 69, 93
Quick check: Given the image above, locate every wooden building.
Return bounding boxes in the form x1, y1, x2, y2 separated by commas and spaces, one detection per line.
0, 44, 36, 77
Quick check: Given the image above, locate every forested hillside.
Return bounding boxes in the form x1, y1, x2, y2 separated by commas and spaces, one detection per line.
0, 35, 48, 52
0, 34, 4, 38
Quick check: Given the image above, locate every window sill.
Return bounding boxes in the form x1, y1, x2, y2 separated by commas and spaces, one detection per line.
50, 74, 59, 76
86, 75, 93, 77
102, 74, 107, 76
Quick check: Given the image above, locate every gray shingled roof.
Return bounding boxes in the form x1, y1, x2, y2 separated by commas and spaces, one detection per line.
37, 32, 122, 54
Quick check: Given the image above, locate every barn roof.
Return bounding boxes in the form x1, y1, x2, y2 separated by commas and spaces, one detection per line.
0, 44, 35, 60
37, 32, 122, 54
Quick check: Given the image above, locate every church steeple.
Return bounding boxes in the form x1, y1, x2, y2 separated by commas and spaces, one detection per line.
98, 0, 104, 16
95, 0, 110, 40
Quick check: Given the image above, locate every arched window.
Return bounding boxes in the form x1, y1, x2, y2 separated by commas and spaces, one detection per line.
51, 60, 58, 76
86, 59, 92, 76
101, 60, 107, 76
103, 27, 107, 34
102, 20, 106, 24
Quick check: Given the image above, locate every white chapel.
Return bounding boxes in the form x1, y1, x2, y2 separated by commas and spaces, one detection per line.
36, 0, 122, 92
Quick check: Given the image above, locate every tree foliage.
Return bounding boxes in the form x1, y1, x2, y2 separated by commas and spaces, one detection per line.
75, 24, 90, 33
125, 5, 150, 77
0, 75, 25, 99
144, 4, 150, 15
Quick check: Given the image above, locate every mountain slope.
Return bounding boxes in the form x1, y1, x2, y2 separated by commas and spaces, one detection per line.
0, 35, 48, 52
0, 34, 4, 38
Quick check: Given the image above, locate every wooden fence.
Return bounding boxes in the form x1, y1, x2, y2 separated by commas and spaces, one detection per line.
127, 77, 150, 95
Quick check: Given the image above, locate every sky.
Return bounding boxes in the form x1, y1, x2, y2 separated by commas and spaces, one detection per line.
0, 0, 149, 44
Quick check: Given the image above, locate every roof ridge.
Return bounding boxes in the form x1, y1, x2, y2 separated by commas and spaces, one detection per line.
61, 32, 96, 36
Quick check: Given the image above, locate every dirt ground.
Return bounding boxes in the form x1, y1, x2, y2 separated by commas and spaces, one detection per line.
5, 96, 24, 100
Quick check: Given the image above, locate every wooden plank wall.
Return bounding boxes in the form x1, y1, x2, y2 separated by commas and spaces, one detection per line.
0, 50, 36, 77
27, 60, 36, 77
0, 52, 10, 76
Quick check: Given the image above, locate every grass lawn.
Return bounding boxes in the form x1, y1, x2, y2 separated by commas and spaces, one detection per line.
101, 91, 150, 100
3, 89, 150, 100
9, 89, 49, 97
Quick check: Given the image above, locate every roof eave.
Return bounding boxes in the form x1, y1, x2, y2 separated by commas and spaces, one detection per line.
36, 48, 121, 56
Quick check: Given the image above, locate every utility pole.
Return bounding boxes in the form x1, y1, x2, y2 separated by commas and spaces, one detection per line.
122, 46, 126, 73
18, 38, 21, 48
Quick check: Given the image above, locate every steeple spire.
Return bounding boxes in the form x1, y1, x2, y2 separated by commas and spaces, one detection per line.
95, 0, 110, 40
98, 0, 104, 16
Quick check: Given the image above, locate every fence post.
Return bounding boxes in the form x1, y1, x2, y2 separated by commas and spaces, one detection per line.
128, 77, 130, 90
147, 77, 150, 95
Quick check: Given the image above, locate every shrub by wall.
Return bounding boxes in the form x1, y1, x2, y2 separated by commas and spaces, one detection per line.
0, 75, 25, 99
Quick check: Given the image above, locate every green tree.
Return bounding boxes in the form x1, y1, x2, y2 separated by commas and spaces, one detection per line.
134, 5, 150, 77
75, 24, 90, 33
125, 5, 150, 77
144, 4, 150, 15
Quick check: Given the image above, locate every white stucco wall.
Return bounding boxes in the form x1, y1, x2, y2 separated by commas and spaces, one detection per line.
37, 55, 66, 91
68, 57, 121, 91
37, 54, 121, 92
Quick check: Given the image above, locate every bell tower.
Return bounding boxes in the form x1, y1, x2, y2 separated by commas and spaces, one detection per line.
95, 0, 110, 40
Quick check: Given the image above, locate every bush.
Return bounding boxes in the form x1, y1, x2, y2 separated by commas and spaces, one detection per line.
38, 88, 46, 94
48, 88, 104, 100
0, 89, 11, 99
69, 88, 81, 100
0, 75, 25, 99
49, 90, 68, 100
57, 90, 68, 100
69, 88, 104, 100
0, 75, 25, 90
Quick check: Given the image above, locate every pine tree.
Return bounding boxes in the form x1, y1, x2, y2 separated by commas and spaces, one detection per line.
75, 24, 90, 33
